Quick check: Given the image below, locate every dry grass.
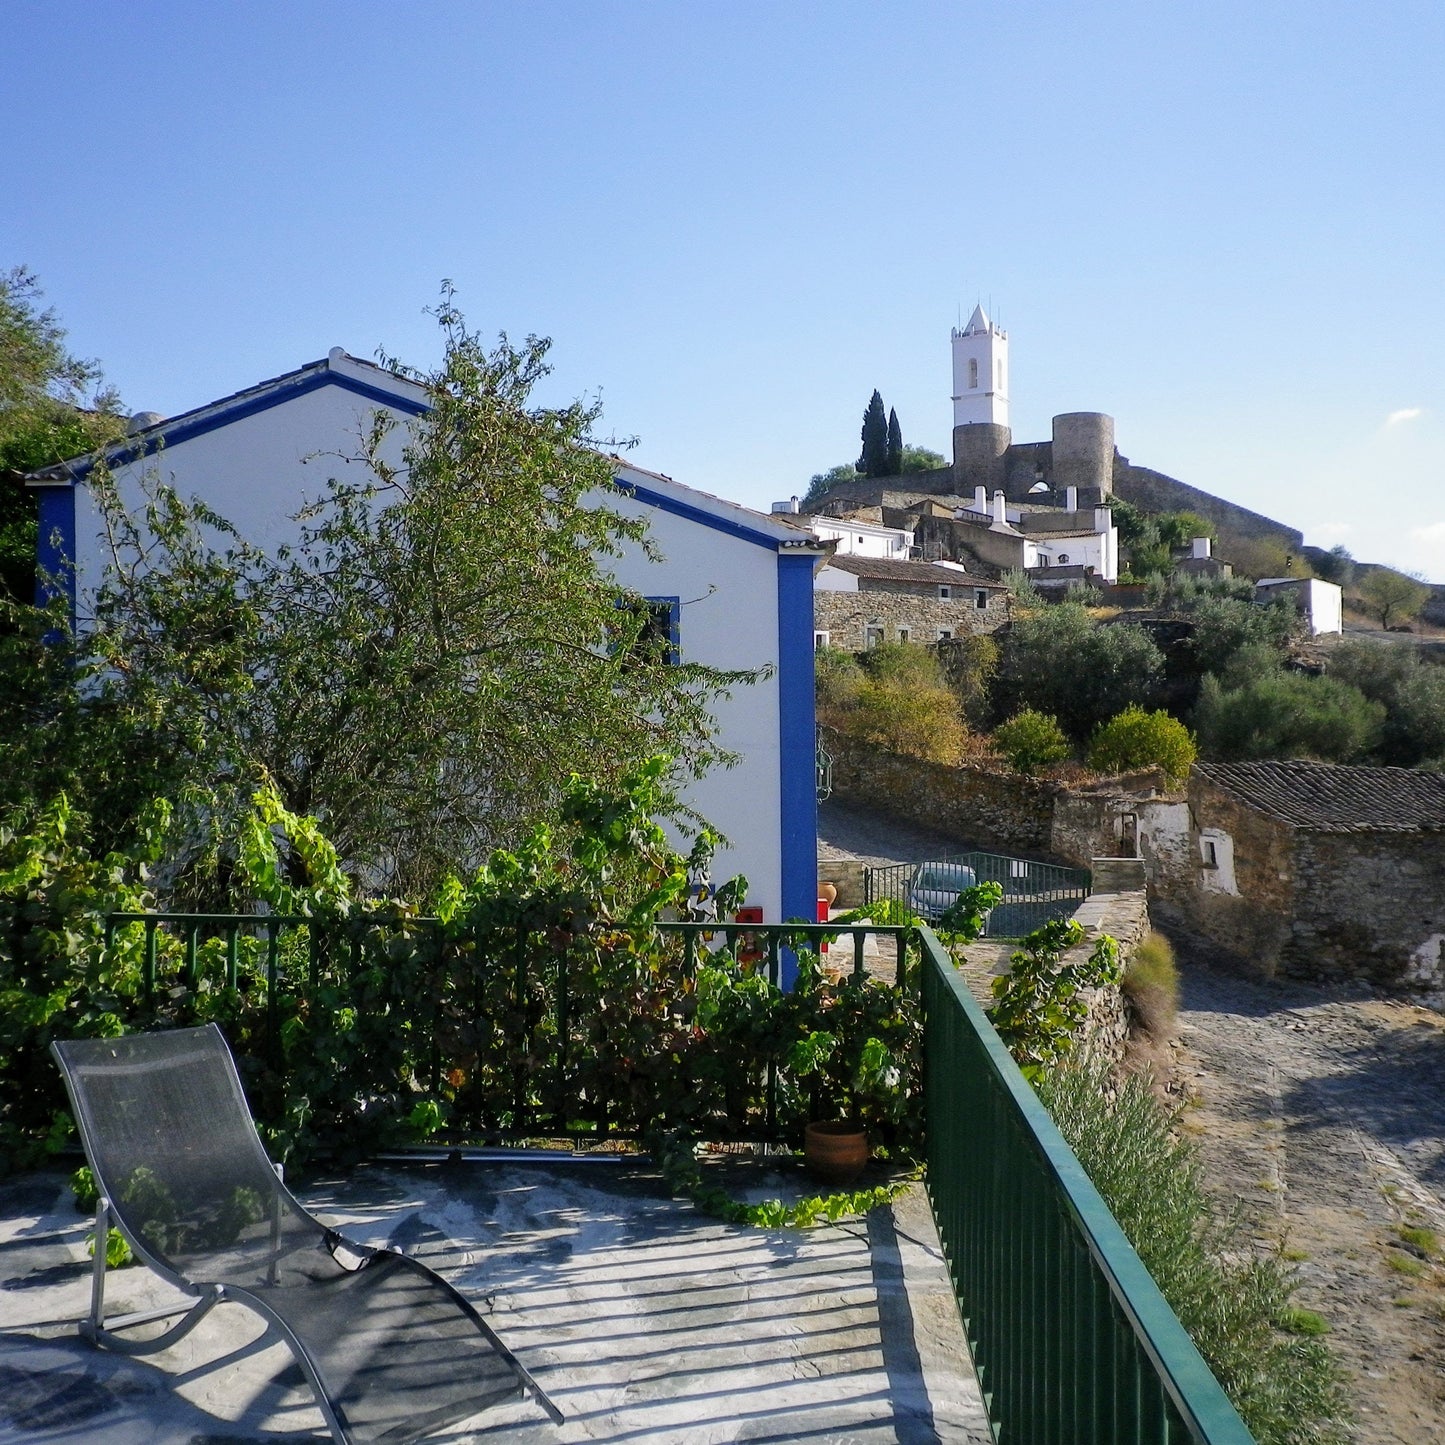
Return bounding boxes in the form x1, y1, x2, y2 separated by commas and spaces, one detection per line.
1122, 930, 1180, 1041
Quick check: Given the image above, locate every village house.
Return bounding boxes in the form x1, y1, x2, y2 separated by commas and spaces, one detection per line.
29, 346, 826, 925
1172, 760, 1445, 1001
812, 553, 1007, 651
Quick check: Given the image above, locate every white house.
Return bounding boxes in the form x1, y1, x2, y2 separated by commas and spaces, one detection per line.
30, 347, 824, 931
1254, 577, 1344, 636
768, 500, 914, 561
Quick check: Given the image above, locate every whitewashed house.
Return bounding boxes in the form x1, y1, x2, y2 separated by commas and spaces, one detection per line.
30, 347, 824, 928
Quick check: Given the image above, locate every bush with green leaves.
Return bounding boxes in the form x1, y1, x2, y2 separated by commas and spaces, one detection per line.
1087, 705, 1197, 783
1038, 1058, 1351, 1445
994, 602, 1164, 741
992, 707, 1069, 775
823, 641, 970, 763
1324, 641, 1445, 766
0, 761, 925, 1185
1194, 670, 1384, 763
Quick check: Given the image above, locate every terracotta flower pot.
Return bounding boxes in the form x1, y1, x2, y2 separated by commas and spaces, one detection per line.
804, 1121, 869, 1185
818, 882, 838, 909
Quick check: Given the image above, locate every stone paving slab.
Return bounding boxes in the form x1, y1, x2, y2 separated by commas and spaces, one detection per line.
0, 1160, 990, 1444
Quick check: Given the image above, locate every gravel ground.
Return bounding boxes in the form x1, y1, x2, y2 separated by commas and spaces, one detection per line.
822, 802, 1445, 1438
1169, 939, 1445, 1444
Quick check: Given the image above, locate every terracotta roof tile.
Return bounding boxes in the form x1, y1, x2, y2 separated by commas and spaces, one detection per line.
1193, 760, 1445, 833
821, 555, 1004, 587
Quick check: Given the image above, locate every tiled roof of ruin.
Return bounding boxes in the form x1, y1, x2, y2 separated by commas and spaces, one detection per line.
1193, 760, 1445, 833
821, 555, 1004, 587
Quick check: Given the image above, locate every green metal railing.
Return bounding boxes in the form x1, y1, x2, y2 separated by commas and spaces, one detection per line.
98, 909, 1253, 1441
865, 851, 1091, 937
919, 924, 1254, 1444
101, 912, 913, 1141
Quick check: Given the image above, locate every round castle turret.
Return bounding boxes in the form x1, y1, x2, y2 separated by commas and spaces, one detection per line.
1051, 412, 1114, 497
951, 421, 1011, 495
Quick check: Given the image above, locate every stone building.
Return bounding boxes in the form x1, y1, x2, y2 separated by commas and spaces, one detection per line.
1177, 761, 1445, 1001
813, 554, 1007, 651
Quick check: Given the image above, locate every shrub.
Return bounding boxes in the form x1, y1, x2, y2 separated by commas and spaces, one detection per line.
827, 642, 971, 763
1187, 596, 1296, 679
815, 646, 866, 713
1121, 931, 1179, 1040
1326, 641, 1445, 766
1088, 706, 1197, 783
1194, 671, 1384, 763
994, 602, 1165, 740
993, 708, 1069, 775
1038, 1059, 1351, 1445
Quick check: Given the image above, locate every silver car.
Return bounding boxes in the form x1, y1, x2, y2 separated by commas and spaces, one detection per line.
907, 862, 980, 922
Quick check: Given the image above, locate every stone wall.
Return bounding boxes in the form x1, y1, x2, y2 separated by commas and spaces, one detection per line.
816, 858, 866, 908
1177, 774, 1296, 975
1287, 832, 1445, 1003
822, 728, 1056, 854
814, 588, 1006, 650
1113, 461, 1303, 550
1069, 879, 1152, 1065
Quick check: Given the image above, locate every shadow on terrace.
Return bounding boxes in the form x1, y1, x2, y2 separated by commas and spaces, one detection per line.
0, 915, 1255, 1444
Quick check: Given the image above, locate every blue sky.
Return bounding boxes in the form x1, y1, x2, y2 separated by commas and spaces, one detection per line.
6, 1, 1443, 578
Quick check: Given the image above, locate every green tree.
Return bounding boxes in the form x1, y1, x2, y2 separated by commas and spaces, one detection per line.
3, 292, 753, 900
885, 407, 902, 475
993, 708, 1069, 775
1187, 596, 1296, 679
994, 603, 1165, 741
1325, 640, 1445, 766
801, 462, 858, 511
1193, 671, 1384, 763
1088, 705, 1197, 783
1357, 567, 1430, 629
1312, 545, 1355, 588
858, 390, 890, 478
899, 444, 946, 473
0, 268, 124, 604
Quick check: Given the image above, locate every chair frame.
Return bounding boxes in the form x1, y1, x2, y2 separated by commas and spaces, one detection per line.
55, 1027, 563, 1442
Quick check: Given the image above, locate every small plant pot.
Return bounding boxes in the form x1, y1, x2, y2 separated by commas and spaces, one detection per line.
804, 1121, 869, 1185
818, 882, 838, 909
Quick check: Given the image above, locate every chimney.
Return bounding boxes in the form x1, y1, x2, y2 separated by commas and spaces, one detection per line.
1065, 485, 1078, 513
771, 497, 801, 514
992, 490, 1007, 526
1191, 536, 1212, 559
973, 484, 988, 513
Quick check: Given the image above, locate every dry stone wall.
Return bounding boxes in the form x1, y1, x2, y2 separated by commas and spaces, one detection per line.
814, 588, 1005, 651
822, 728, 1056, 854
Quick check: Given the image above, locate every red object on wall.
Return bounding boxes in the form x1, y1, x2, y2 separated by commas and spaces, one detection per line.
816, 898, 830, 952
734, 908, 764, 924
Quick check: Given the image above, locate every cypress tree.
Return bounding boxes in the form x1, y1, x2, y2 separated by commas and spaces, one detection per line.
858, 390, 890, 478
886, 407, 903, 475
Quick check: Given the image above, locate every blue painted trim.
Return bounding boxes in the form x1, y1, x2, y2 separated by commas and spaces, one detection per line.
776, 551, 818, 984
618, 477, 797, 551
644, 595, 681, 665
34, 484, 77, 628
45, 370, 429, 483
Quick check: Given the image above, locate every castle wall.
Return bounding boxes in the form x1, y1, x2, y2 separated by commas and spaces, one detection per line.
1113, 462, 1302, 549
1052, 413, 1116, 497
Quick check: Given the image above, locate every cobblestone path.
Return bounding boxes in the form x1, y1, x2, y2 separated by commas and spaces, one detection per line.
1171, 945, 1445, 1443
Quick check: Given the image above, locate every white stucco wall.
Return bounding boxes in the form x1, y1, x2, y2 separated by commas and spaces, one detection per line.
807, 517, 912, 559
814, 565, 861, 592
607, 470, 786, 918
48, 369, 801, 920
73, 378, 418, 622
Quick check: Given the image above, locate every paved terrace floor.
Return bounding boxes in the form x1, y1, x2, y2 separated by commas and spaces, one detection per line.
0, 1159, 990, 1444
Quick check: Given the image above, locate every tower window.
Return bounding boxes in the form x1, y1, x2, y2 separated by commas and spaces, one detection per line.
997, 359, 1004, 391
968, 359, 979, 388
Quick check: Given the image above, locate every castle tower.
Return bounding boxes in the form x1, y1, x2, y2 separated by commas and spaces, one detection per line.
951, 304, 1009, 428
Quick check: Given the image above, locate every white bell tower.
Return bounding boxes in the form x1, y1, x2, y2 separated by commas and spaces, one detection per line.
951, 304, 1009, 428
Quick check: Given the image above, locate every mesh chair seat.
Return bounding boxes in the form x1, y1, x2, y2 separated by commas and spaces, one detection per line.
51, 1024, 561, 1444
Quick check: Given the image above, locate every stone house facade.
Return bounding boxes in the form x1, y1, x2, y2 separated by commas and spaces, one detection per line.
1177, 761, 1445, 1001
814, 554, 1007, 651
